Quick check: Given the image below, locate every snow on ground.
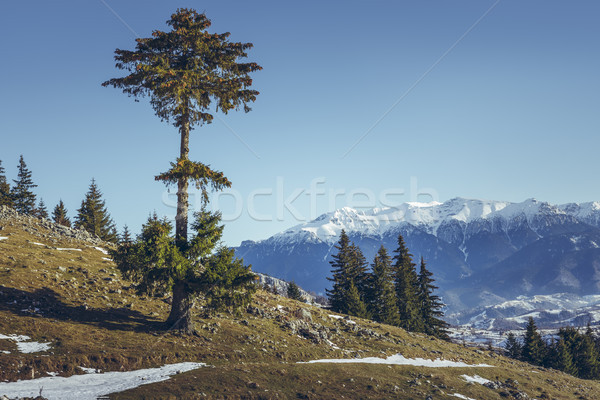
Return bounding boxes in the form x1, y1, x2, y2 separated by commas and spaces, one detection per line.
461, 374, 491, 385
0, 362, 205, 400
16, 341, 52, 353
0, 236, 8, 241
452, 394, 477, 400
0, 334, 52, 353
31, 242, 46, 246
328, 315, 356, 324
94, 247, 109, 255
300, 354, 491, 368
56, 248, 82, 251
102, 257, 112, 261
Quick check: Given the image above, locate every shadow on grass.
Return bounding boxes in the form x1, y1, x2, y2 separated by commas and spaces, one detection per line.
0, 285, 165, 333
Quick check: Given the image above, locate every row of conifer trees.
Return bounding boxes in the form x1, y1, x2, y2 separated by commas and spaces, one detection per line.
504, 317, 600, 380
0, 155, 118, 242
326, 230, 449, 339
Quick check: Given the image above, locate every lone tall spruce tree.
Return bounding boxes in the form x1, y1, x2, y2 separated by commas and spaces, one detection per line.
103, 9, 261, 333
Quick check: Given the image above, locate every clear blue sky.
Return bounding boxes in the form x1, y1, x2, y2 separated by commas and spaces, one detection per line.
1, 1, 599, 246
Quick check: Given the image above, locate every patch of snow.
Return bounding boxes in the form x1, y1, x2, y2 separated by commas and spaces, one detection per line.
79, 367, 99, 374
325, 339, 340, 350
94, 247, 109, 255
102, 257, 112, 261
56, 248, 82, 251
452, 394, 476, 400
0, 236, 8, 241
0, 334, 51, 353
0, 334, 31, 342
0, 362, 205, 400
31, 242, 46, 246
1, 350, 10, 354
328, 314, 344, 320
16, 341, 52, 354
461, 374, 491, 385
300, 354, 491, 368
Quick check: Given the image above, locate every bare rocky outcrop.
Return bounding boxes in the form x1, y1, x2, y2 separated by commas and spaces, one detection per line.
0, 205, 106, 246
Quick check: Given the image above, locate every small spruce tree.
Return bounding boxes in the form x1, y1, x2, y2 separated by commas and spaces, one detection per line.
367, 245, 399, 326
345, 280, 369, 319
35, 198, 49, 219
11, 155, 37, 215
326, 230, 369, 316
417, 257, 449, 339
75, 179, 117, 242
522, 317, 546, 366
120, 225, 132, 244
52, 200, 71, 227
111, 208, 256, 333
392, 234, 422, 332
504, 332, 523, 360
287, 281, 304, 302
0, 160, 13, 208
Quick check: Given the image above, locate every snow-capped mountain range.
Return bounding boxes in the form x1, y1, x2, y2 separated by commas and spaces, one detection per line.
236, 197, 600, 313
270, 198, 600, 245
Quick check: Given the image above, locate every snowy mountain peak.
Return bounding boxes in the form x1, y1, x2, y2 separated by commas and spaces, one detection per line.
267, 198, 600, 245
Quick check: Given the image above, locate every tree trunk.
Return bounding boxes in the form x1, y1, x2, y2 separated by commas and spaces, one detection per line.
166, 281, 195, 334
175, 118, 190, 249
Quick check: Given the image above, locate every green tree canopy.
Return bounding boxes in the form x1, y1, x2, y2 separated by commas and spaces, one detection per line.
35, 198, 48, 219
326, 230, 369, 317
11, 155, 37, 215
52, 200, 71, 227
504, 332, 523, 360
286, 281, 304, 302
392, 234, 421, 332
102, 8, 261, 247
417, 256, 449, 339
75, 179, 117, 242
111, 208, 256, 332
366, 245, 399, 326
522, 317, 546, 365
0, 160, 12, 208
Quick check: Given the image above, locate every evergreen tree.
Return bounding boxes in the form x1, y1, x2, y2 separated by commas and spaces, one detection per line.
417, 256, 449, 339
111, 208, 256, 332
75, 179, 117, 242
522, 317, 546, 365
11, 155, 37, 215
346, 280, 369, 319
545, 338, 576, 375
367, 245, 399, 326
103, 9, 260, 333
326, 230, 369, 317
286, 281, 304, 302
574, 326, 600, 379
120, 225, 132, 244
326, 230, 353, 314
504, 332, 522, 360
35, 198, 48, 219
391, 234, 422, 332
0, 160, 13, 208
52, 200, 71, 227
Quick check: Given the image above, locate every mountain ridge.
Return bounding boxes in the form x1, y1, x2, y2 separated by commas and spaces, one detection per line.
236, 197, 600, 312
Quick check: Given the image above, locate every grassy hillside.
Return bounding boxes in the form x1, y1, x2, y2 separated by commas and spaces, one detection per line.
1, 211, 600, 399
